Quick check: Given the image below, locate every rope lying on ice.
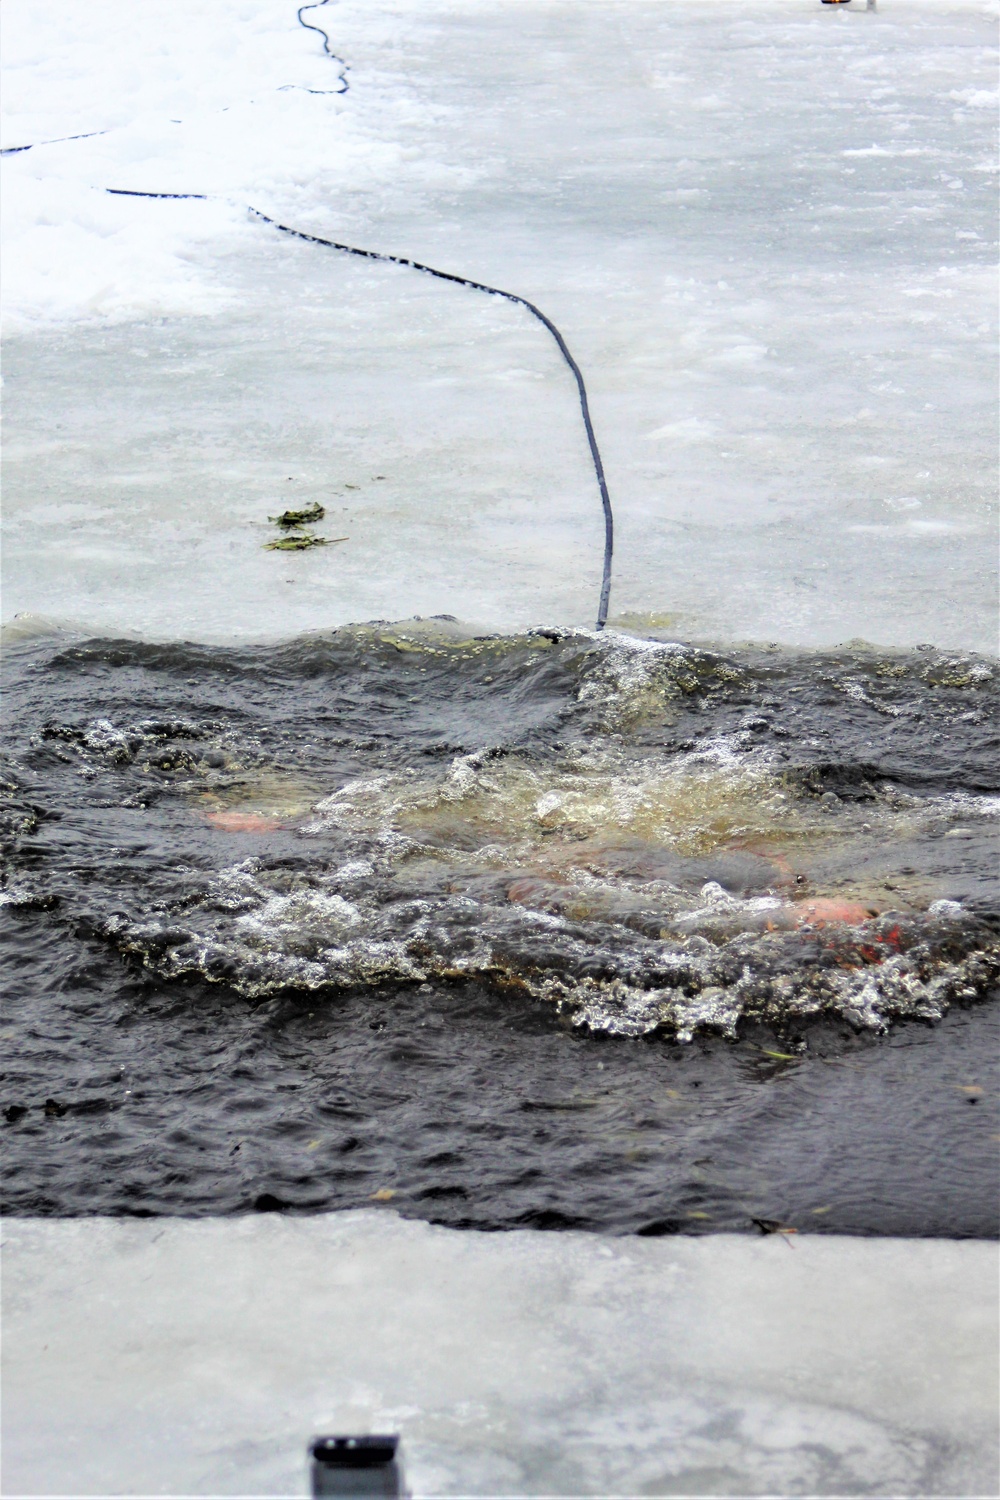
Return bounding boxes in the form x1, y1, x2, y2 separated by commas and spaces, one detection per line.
246, 208, 614, 630
290, 0, 350, 93
106, 188, 208, 200
10, 166, 619, 626
1, 130, 108, 157
95, 193, 616, 628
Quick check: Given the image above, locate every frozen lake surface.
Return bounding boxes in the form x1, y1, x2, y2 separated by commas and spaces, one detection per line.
3, 1213, 998, 1497
2, 0, 997, 646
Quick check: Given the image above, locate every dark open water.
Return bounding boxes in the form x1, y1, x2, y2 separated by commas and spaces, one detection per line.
2, 620, 997, 1232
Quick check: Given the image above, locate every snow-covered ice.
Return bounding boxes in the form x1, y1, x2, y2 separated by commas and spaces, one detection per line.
2, 0, 997, 646
3, 1213, 998, 1496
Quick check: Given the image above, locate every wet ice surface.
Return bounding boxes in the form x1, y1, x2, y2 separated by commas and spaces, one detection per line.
3, 1214, 998, 1496
2, 0, 997, 647
2, 623, 997, 1229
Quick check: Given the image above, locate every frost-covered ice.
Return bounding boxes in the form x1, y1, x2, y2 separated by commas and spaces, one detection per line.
2, 0, 997, 646
2, 1213, 997, 1497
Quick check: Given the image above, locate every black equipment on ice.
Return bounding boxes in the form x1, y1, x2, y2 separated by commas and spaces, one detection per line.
310, 1435, 407, 1498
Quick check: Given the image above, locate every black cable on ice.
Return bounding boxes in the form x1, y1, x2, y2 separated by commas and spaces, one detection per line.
293, 0, 350, 93
106, 188, 208, 199
247, 208, 615, 630
1, 129, 109, 157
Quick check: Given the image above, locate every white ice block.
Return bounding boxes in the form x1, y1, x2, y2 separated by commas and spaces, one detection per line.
2, 1213, 997, 1496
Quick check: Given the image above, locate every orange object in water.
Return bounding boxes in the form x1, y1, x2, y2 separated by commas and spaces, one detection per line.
794, 897, 876, 927
204, 810, 285, 832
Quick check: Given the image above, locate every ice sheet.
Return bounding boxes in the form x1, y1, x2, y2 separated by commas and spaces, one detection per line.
2, 0, 997, 647
2, 1213, 997, 1496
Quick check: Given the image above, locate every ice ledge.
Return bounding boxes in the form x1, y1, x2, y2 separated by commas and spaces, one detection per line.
2, 1212, 997, 1496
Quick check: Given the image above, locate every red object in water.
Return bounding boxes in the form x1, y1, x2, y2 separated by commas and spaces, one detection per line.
793, 898, 874, 927
204, 810, 285, 832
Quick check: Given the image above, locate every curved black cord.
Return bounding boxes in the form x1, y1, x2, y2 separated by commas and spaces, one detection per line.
294, 1, 350, 93
247, 207, 614, 629
92, 193, 614, 629
1, 129, 109, 157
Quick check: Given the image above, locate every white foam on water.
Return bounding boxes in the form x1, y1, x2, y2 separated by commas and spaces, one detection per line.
2, 1213, 997, 1497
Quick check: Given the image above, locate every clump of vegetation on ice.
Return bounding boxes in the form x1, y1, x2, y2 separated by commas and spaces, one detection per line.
262, 499, 346, 551
268, 502, 326, 528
